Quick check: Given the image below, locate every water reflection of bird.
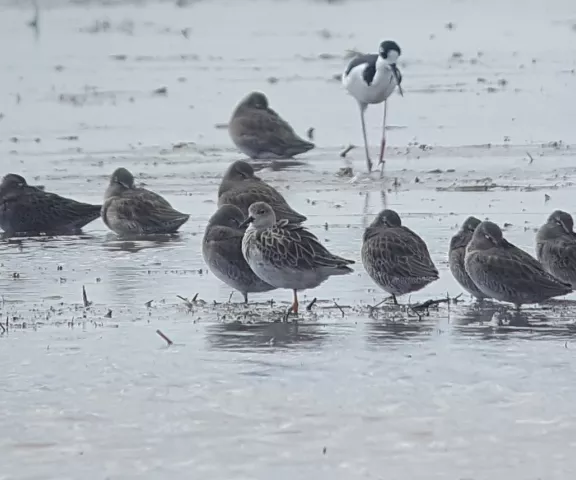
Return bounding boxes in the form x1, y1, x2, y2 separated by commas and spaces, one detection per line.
0, 173, 101, 236
229, 91, 314, 160
465, 221, 572, 309
536, 210, 576, 287
241, 202, 354, 315
102, 167, 189, 236
203, 204, 276, 303
362, 209, 438, 304
218, 160, 306, 224
449, 216, 489, 300
342, 40, 404, 173
205, 321, 326, 351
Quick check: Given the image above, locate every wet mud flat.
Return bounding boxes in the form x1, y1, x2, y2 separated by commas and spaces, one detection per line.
3, 0, 576, 478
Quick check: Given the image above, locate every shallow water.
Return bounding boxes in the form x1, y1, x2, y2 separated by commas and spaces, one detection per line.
3, 0, 576, 478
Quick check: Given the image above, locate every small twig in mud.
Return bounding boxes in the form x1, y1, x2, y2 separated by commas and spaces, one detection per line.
156, 329, 173, 346
145, 299, 153, 308
333, 300, 345, 317
177, 293, 200, 310
369, 296, 395, 310
408, 306, 423, 321
82, 285, 92, 308
451, 293, 463, 304
0, 322, 5, 334
340, 144, 355, 158
527, 152, 534, 164
27, 1, 40, 33
306, 127, 315, 141
104, 309, 112, 318
411, 297, 450, 311
228, 291, 234, 303
306, 297, 317, 311
177, 295, 194, 309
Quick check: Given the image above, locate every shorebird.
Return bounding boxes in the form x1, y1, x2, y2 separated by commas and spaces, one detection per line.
536, 210, 576, 287
361, 209, 438, 304
229, 91, 314, 159
465, 221, 571, 309
241, 202, 354, 315
342, 40, 403, 173
203, 204, 276, 303
218, 160, 306, 224
102, 167, 189, 236
449, 216, 489, 300
0, 173, 101, 236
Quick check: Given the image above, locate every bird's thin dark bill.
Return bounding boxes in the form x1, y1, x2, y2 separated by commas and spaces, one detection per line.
391, 66, 404, 97
239, 216, 254, 228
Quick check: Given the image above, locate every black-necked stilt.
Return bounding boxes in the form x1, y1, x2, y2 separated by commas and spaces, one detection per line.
342, 40, 403, 173
229, 92, 315, 159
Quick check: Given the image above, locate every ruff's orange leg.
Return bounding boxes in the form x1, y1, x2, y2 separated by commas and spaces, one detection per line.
291, 289, 299, 315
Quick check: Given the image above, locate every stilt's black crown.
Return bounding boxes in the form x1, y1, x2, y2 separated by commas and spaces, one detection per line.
379, 40, 401, 60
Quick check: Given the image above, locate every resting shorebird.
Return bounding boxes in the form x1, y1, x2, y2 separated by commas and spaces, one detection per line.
218, 160, 306, 224
241, 202, 354, 316
361, 209, 438, 304
449, 216, 488, 300
536, 210, 576, 288
203, 204, 276, 303
102, 168, 189, 236
465, 221, 571, 309
0, 173, 101, 236
342, 40, 403, 174
229, 92, 314, 160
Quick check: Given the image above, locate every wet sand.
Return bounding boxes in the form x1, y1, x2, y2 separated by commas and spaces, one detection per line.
2, 0, 576, 478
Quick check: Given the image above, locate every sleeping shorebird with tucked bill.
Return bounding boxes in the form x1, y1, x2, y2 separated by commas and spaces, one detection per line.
342, 40, 403, 174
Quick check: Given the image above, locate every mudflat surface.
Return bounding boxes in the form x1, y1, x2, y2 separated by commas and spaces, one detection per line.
2, 0, 576, 478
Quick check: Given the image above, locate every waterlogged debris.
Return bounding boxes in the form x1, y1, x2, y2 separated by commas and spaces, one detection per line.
177, 293, 199, 310
545, 194, 551, 202
336, 167, 353, 178
306, 127, 315, 141
145, 299, 154, 308
82, 285, 92, 308
156, 329, 173, 346
153, 86, 168, 96
104, 309, 112, 318
214, 123, 228, 129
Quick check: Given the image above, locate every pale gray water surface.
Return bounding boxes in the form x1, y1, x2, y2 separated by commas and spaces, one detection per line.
2, 0, 576, 478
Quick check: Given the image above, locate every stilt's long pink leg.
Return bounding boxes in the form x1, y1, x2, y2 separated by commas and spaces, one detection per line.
378, 100, 388, 167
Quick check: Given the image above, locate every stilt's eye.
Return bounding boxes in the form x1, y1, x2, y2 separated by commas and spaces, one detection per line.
484, 234, 491, 241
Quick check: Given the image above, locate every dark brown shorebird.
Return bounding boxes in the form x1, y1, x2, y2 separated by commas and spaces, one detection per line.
361, 209, 439, 304
536, 210, 576, 287
203, 204, 276, 303
465, 221, 571, 309
229, 91, 314, 160
448, 216, 488, 300
102, 167, 189, 236
218, 160, 306, 224
241, 202, 354, 315
0, 173, 101, 236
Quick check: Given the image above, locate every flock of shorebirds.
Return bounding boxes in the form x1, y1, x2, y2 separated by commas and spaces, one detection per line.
2, 40, 575, 315
1, 159, 575, 315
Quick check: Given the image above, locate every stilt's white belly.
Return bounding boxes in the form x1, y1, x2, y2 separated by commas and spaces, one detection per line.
343, 66, 398, 105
